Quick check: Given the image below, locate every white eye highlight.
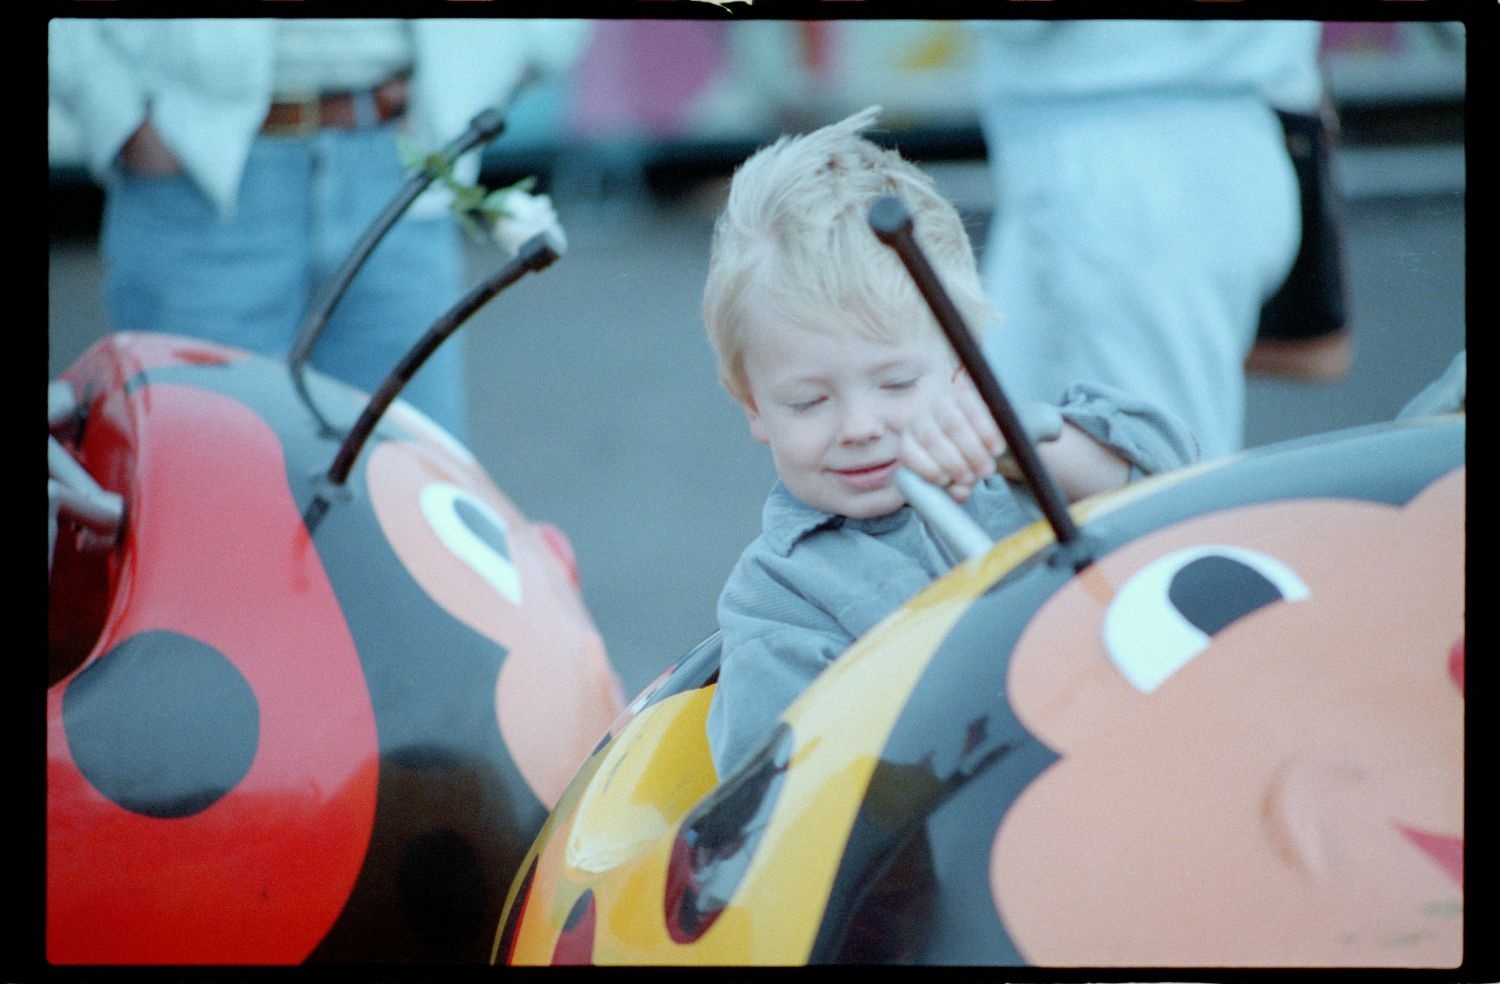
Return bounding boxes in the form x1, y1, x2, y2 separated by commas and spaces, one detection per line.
1103, 545, 1308, 693
419, 483, 523, 605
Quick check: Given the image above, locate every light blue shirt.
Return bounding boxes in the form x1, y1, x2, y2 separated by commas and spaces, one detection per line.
706, 381, 1198, 776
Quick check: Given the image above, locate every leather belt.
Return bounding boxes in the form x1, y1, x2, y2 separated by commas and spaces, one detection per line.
262, 76, 409, 136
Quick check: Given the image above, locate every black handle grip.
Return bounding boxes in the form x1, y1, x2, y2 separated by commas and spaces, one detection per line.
869, 195, 1087, 559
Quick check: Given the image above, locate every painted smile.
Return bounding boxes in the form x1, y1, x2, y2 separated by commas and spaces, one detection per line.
1395, 822, 1463, 888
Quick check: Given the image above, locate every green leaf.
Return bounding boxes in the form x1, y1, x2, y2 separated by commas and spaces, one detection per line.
420, 152, 452, 181
457, 211, 488, 244
452, 186, 486, 212
395, 148, 544, 246
396, 136, 423, 170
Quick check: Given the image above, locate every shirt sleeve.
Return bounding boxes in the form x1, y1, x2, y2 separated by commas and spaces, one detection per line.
48, 20, 276, 215
48, 20, 150, 182
706, 548, 854, 778
1055, 380, 1201, 476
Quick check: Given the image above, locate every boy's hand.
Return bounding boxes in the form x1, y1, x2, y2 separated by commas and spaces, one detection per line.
899, 369, 1006, 503
900, 370, 1070, 503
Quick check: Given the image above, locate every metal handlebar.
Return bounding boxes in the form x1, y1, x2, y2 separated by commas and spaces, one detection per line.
895, 467, 993, 565
48, 382, 123, 581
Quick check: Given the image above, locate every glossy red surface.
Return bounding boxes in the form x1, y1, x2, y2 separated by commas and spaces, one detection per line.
48, 331, 627, 964
48, 357, 379, 963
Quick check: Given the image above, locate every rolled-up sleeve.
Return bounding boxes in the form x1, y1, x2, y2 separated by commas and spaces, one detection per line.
1056, 380, 1200, 476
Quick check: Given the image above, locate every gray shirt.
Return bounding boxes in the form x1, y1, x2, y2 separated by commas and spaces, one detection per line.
705, 381, 1198, 777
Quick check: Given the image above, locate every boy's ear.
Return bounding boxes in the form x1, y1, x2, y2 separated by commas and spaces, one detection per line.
743, 401, 770, 444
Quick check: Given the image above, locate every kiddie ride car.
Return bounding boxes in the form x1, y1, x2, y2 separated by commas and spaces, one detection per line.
49, 102, 1465, 966
47, 108, 626, 964
494, 198, 1466, 968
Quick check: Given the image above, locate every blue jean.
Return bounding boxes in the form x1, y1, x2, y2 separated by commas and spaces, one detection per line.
101, 123, 468, 439
979, 92, 1299, 460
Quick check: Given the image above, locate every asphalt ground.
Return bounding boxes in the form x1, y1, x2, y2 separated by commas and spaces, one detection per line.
47, 146, 1466, 699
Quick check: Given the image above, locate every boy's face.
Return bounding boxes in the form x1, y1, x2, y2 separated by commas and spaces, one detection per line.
739, 296, 957, 518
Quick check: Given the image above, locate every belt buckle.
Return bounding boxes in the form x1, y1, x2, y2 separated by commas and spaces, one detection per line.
279, 93, 322, 137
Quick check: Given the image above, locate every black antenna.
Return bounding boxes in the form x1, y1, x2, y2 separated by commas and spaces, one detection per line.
288, 105, 510, 370
324, 230, 564, 487
868, 195, 1091, 566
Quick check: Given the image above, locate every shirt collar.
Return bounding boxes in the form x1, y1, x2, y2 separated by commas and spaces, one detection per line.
761, 480, 911, 556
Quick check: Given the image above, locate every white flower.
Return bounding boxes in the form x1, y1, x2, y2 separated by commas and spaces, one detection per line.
489, 188, 568, 257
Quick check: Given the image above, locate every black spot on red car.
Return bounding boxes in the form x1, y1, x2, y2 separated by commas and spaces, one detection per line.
63, 630, 259, 818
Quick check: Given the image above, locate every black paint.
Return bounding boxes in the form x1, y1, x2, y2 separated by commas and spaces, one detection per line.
63, 630, 259, 818
454, 496, 510, 560
1169, 555, 1285, 637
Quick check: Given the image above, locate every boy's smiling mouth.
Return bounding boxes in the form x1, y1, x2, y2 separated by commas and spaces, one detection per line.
829, 460, 899, 491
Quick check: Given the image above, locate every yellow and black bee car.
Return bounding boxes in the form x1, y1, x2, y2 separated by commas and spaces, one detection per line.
493, 198, 1465, 968
496, 408, 1463, 967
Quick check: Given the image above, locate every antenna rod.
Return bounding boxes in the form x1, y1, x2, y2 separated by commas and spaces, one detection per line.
325, 230, 563, 486
288, 106, 510, 370
867, 195, 1086, 553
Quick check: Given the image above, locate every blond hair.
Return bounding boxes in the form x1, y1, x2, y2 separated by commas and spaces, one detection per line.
703, 105, 993, 405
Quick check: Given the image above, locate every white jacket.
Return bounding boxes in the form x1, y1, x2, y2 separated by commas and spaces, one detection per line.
48, 18, 591, 216
970, 20, 1324, 113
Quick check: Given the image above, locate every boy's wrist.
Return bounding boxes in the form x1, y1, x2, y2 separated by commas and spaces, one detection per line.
1035, 424, 1132, 501
995, 400, 1064, 481
1016, 401, 1064, 444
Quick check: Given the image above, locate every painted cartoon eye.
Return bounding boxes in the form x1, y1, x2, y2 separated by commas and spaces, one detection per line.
419, 482, 522, 605
1103, 545, 1309, 693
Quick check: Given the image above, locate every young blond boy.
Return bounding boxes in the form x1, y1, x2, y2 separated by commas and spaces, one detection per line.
702, 107, 1197, 777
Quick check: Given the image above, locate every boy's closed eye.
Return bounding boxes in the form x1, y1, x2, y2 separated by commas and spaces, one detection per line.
787, 395, 828, 413
787, 376, 917, 411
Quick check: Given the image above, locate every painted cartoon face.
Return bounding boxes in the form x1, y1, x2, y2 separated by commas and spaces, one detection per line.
992, 468, 1464, 967
497, 419, 1464, 967
370, 402, 625, 810
739, 295, 958, 518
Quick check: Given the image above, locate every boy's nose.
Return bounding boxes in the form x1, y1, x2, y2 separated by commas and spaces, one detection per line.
838, 398, 886, 444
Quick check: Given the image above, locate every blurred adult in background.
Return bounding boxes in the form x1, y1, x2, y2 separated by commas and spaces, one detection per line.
1247, 30, 1355, 386
970, 20, 1323, 459
48, 19, 590, 440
